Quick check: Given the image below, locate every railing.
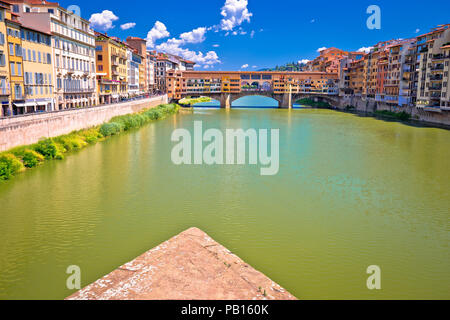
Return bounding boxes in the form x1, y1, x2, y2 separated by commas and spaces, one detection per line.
64, 88, 96, 94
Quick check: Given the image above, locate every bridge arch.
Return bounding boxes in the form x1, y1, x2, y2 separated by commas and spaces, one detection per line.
232, 94, 281, 108
293, 94, 339, 107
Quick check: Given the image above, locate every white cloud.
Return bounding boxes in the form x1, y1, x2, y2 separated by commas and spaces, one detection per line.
120, 22, 136, 30
415, 28, 420, 33
212, 44, 220, 47
298, 59, 310, 64
252, 65, 257, 68
250, 30, 255, 38
220, 0, 253, 31
357, 46, 373, 54
180, 27, 207, 44
89, 10, 118, 31
317, 47, 327, 52
155, 25, 218, 66
241, 64, 249, 69
146, 21, 170, 48
156, 40, 221, 67
310, 19, 315, 23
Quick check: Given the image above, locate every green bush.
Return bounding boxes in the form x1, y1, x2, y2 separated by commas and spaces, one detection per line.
79, 129, 103, 144
22, 149, 44, 168
99, 122, 124, 136
34, 139, 59, 159
56, 136, 88, 151
0, 154, 24, 180
374, 110, 411, 121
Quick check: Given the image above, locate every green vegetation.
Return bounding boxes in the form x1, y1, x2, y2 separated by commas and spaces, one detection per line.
374, 110, 411, 121
179, 96, 212, 106
296, 98, 331, 108
261, 61, 307, 72
345, 105, 356, 111
0, 104, 180, 181
0, 154, 25, 180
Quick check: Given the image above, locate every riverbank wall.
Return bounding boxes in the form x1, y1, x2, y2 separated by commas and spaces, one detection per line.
335, 96, 450, 127
0, 95, 168, 152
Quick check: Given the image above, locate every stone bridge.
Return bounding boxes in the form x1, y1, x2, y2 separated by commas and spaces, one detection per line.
180, 91, 341, 108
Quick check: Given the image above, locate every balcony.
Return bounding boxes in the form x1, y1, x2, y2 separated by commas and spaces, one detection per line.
64, 88, 96, 94
429, 85, 442, 91
430, 65, 444, 71
432, 54, 445, 60
430, 92, 442, 99
429, 75, 443, 81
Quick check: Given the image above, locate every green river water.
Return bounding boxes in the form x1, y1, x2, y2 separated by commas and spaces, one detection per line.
0, 102, 449, 299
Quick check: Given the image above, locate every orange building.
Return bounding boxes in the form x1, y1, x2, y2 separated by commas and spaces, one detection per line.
166, 70, 339, 100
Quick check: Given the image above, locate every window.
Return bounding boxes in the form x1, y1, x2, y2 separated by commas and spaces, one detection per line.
17, 63, 22, 76
15, 85, 22, 99
0, 33, 4, 45
15, 44, 21, 57
8, 43, 13, 55
48, 9, 54, 14
12, 5, 19, 13
10, 62, 15, 75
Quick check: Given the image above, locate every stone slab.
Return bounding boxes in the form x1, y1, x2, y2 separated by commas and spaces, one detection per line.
67, 228, 297, 300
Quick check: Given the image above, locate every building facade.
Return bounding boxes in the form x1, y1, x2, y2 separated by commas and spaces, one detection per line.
95, 33, 128, 104
21, 24, 54, 113
11, 0, 97, 110
0, 1, 11, 117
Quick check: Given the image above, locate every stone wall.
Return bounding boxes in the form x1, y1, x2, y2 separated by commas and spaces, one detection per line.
0, 95, 168, 152
336, 96, 450, 127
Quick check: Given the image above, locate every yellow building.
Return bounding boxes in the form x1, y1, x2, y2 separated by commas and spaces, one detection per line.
95, 32, 128, 104
0, 1, 11, 117
20, 24, 54, 113
5, 9, 23, 115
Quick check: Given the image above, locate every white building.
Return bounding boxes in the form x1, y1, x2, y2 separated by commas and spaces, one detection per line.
127, 48, 140, 97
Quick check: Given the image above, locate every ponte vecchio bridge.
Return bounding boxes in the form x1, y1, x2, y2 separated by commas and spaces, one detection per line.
166, 71, 341, 108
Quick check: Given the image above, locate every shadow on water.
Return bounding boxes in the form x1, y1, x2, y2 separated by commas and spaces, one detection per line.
335, 109, 450, 131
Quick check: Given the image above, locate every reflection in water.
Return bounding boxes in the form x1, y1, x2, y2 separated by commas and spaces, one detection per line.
0, 107, 449, 300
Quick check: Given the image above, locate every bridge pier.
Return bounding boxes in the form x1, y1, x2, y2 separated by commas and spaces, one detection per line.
279, 93, 292, 109
220, 93, 231, 109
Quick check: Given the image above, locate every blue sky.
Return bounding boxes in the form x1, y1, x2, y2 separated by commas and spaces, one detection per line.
63, 0, 450, 70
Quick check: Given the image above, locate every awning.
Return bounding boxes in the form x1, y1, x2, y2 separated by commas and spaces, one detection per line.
14, 102, 36, 108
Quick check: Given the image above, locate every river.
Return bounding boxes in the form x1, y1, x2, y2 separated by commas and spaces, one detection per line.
0, 96, 449, 299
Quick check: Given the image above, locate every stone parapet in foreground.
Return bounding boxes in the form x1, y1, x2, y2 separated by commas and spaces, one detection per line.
67, 228, 297, 300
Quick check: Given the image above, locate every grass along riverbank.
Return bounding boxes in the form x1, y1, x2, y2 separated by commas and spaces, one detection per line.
179, 96, 212, 106
0, 103, 180, 181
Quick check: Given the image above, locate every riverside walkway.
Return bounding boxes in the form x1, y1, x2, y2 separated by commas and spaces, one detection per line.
67, 228, 296, 300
